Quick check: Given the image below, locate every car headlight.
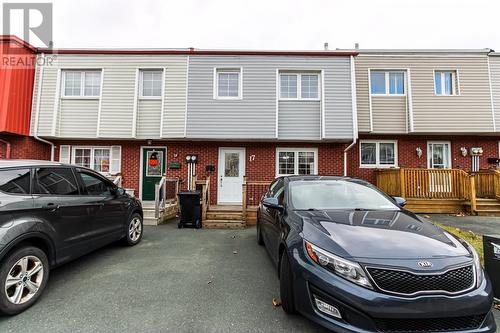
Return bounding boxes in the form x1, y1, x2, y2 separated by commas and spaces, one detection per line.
305, 241, 373, 289
463, 240, 484, 287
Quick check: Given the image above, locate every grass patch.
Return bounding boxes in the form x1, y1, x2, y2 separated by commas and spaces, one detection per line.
434, 222, 484, 265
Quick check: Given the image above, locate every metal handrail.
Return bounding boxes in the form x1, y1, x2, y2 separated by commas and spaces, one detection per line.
155, 176, 167, 219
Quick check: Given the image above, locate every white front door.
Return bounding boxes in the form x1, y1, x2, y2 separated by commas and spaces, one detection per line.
427, 141, 452, 193
218, 148, 245, 204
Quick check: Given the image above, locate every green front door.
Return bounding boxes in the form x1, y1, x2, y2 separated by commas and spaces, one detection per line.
141, 147, 166, 201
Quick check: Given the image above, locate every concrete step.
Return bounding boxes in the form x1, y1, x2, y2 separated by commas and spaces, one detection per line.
144, 216, 159, 226
143, 209, 157, 219
203, 220, 246, 229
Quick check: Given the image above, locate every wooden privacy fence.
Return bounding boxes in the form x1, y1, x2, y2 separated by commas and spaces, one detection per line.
376, 168, 470, 200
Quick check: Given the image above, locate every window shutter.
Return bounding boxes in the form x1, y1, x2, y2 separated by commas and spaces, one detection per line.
110, 146, 122, 174
59, 145, 71, 163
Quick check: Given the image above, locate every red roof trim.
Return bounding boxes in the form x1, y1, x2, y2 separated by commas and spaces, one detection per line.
39, 48, 358, 57
0, 35, 38, 53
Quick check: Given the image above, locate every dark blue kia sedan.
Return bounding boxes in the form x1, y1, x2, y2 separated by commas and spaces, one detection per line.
257, 176, 496, 333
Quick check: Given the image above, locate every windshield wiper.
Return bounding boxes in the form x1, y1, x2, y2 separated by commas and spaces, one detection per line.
294, 208, 319, 211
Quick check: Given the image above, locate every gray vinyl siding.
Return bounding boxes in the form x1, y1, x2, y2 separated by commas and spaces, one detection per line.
355, 54, 494, 133
186, 56, 354, 140
30, 54, 187, 139
58, 99, 99, 137
489, 56, 500, 130
278, 101, 320, 139
136, 99, 161, 138
371, 96, 407, 133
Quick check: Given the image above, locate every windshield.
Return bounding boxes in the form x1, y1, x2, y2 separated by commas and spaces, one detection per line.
289, 180, 399, 211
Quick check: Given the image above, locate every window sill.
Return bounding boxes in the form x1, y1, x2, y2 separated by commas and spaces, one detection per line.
433, 94, 460, 97
370, 94, 406, 97
139, 96, 162, 100
214, 97, 242, 101
61, 96, 100, 100
279, 98, 321, 102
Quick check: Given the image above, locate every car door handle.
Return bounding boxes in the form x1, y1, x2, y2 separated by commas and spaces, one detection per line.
42, 203, 59, 211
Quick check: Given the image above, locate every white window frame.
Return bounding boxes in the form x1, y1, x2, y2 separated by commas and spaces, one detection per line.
61, 70, 102, 98
139, 69, 164, 99
213, 67, 243, 100
359, 140, 398, 168
433, 70, 459, 96
276, 148, 318, 176
278, 72, 321, 101
69, 146, 121, 175
427, 141, 452, 169
369, 70, 406, 96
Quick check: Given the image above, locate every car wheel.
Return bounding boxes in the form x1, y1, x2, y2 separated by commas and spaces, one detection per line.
279, 250, 296, 314
256, 217, 264, 246
125, 213, 143, 246
0, 246, 49, 315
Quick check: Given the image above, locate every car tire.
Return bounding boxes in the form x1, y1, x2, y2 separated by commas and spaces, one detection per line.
0, 246, 49, 315
279, 250, 296, 314
124, 213, 143, 246
256, 217, 264, 246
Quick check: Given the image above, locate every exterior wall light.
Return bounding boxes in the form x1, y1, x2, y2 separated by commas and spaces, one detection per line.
416, 147, 423, 158
460, 147, 468, 157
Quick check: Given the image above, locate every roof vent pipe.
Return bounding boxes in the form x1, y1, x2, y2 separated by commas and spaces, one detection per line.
355, 43, 359, 50
324, 42, 329, 51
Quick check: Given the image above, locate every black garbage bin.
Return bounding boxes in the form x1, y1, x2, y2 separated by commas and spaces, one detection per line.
177, 191, 202, 229
483, 234, 500, 299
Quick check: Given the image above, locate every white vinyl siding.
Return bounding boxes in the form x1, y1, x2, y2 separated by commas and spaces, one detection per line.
31, 55, 188, 138
62, 70, 101, 97
276, 148, 318, 176
360, 140, 397, 168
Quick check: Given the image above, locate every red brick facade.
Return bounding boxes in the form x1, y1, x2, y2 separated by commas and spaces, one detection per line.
348, 135, 500, 184
2, 136, 499, 205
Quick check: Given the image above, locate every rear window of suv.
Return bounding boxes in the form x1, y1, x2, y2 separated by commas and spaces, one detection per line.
0, 168, 31, 194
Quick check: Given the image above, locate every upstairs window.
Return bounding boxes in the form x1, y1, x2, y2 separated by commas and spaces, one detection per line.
360, 141, 397, 168
279, 73, 320, 100
140, 70, 163, 98
215, 68, 241, 99
435, 71, 458, 95
370, 71, 405, 95
62, 70, 101, 97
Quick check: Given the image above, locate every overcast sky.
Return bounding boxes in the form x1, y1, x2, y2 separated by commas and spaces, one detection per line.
3, 0, 500, 50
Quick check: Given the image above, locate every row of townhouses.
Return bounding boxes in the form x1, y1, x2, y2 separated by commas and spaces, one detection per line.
1, 35, 500, 211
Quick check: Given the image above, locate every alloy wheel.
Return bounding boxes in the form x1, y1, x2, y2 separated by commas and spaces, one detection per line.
129, 217, 142, 242
5, 256, 44, 305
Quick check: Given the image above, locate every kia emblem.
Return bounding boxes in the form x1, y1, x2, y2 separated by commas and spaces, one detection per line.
418, 261, 433, 268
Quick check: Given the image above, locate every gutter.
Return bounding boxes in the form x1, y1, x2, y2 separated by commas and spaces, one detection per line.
344, 55, 359, 177
33, 56, 55, 161
0, 138, 11, 159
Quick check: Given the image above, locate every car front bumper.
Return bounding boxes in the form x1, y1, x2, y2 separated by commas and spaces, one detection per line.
289, 248, 497, 333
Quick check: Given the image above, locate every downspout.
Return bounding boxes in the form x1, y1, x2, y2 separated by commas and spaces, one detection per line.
344, 55, 359, 177
33, 54, 55, 161
0, 139, 11, 159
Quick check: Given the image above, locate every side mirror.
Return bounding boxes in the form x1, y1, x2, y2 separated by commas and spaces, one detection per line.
113, 187, 126, 196
262, 197, 284, 211
393, 196, 407, 207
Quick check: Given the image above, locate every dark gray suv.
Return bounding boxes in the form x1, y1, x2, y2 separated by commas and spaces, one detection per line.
0, 160, 143, 315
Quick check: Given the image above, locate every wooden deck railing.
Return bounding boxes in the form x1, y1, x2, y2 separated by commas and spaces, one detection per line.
473, 170, 500, 199
242, 177, 271, 221
376, 168, 470, 200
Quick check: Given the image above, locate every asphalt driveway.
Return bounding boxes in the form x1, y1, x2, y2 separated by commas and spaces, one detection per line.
0, 220, 498, 332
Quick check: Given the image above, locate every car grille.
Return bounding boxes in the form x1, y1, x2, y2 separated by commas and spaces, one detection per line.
374, 314, 487, 332
366, 265, 474, 296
